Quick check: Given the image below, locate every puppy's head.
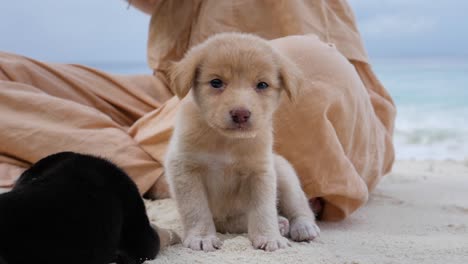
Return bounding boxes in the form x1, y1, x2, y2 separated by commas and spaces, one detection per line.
170, 33, 302, 139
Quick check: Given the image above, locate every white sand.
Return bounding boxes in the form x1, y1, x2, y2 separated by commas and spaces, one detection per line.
1, 160, 467, 263
146, 160, 468, 264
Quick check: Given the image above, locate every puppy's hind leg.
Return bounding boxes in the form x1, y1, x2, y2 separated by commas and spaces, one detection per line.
275, 155, 320, 242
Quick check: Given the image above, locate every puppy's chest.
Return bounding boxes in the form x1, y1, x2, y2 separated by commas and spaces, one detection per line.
194, 152, 256, 217
194, 152, 253, 181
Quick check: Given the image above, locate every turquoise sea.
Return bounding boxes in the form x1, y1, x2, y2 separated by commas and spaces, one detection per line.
373, 58, 468, 160
94, 58, 468, 161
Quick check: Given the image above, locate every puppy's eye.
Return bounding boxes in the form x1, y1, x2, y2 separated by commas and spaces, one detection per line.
210, 79, 224, 89
256, 82, 269, 90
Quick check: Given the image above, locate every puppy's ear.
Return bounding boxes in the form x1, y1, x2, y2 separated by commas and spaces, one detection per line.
169, 47, 203, 99
277, 54, 303, 102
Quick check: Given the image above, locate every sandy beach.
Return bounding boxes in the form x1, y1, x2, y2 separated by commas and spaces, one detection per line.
145, 160, 468, 264
1, 160, 466, 263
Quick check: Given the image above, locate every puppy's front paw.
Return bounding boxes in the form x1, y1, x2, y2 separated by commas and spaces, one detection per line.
290, 216, 320, 242
183, 234, 223, 252
251, 235, 290, 251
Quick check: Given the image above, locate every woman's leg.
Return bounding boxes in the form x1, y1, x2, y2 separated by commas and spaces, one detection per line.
0, 52, 173, 195
0, 52, 174, 126
270, 35, 396, 221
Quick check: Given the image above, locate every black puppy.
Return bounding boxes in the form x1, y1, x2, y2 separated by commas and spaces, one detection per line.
0, 152, 159, 264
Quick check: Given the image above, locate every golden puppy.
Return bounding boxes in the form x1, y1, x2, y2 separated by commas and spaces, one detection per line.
165, 33, 319, 252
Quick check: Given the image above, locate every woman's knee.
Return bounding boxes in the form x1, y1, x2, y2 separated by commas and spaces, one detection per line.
0, 51, 37, 82
272, 34, 368, 110
270, 35, 358, 85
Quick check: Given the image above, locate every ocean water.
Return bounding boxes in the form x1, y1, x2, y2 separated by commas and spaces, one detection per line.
373, 59, 468, 161
95, 58, 468, 161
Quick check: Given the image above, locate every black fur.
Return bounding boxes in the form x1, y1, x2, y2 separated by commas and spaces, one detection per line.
0, 152, 159, 264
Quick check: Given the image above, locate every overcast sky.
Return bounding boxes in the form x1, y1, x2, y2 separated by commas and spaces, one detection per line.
1, 0, 467, 65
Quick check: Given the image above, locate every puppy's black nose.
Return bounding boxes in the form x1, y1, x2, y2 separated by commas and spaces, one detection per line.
230, 108, 251, 124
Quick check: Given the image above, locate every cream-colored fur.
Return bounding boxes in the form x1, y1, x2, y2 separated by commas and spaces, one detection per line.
165, 33, 319, 252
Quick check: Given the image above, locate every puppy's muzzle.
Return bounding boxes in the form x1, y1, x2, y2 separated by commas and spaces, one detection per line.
230, 108, 251, 124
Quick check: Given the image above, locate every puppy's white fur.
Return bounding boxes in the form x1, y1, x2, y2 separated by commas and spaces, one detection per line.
165, 33, 319, 252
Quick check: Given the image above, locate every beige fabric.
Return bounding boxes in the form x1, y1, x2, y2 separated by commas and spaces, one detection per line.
271, 36, 394, 220
0, 0, 395, 220
148, 0, 368, 72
